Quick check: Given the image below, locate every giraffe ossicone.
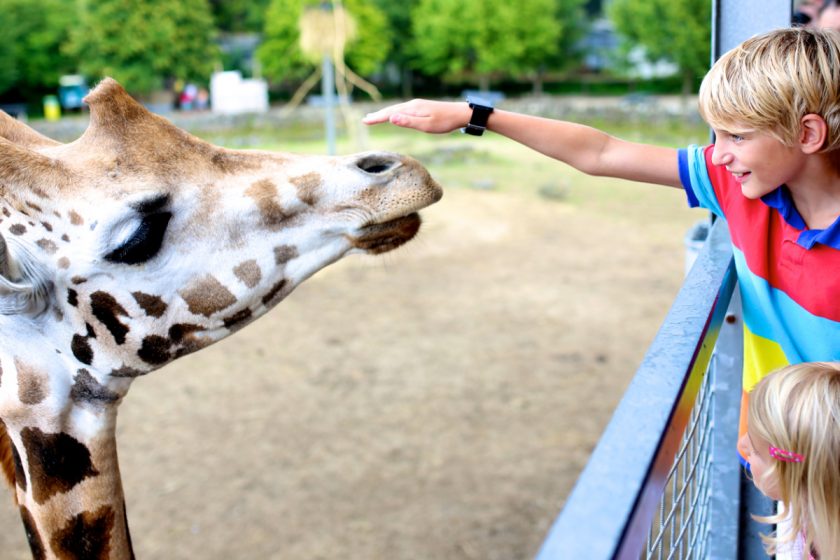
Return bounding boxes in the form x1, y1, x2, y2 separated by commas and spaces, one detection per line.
0, 77, 442, 559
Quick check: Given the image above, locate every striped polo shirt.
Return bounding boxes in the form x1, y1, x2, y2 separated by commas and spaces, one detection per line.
678, 144, 840, 458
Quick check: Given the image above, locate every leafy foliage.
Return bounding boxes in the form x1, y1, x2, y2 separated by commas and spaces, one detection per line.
209, 0, 271, 33
608, 0, 711, 90
0, 0, 78, 99
257, 0, 390, 85
410, 0, 586, 87
68, 0, 219, 95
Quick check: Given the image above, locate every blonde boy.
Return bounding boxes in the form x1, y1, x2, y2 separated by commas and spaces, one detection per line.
364, 28, 840, 461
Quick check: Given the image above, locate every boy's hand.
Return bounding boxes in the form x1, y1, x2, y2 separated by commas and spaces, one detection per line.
362, 99, 470, 134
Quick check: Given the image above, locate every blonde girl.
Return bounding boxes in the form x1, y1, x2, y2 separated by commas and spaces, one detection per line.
741, 362, 840, 559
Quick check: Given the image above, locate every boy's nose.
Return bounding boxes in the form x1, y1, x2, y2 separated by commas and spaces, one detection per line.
711, 142, 733, 166
712, 143, 732, 165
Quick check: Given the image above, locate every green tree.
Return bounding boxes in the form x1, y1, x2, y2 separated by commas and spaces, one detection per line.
209, 0, 270, 33
608, 0, 711, 94
257, 0, 391, 85
369, 0, 416, 97
410, 0, 584, 92
0, 0, 78, 100
68, 0, 219, 96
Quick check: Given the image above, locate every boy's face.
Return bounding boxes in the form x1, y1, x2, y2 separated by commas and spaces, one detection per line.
739, 429, 782, 500
711, 127, 806, 199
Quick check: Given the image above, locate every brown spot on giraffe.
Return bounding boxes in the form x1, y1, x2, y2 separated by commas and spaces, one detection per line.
137, 335, 172, 365
233, 260, 261, 288
12, 439, 25, 492
36, 239, 58, 254
71, 334, 94, 365
90, 291, 130, 344
19, 505, 46, 560
223, 308, 252, 330
67, 289, 78, 307
168, 323, 204, 344
21, 427, 99, 505
68, 210, 83, 226
9, 224, 26, 235
71, 276, 87, 285
31, 186, 50, 199
2, 207, 10, 217
261, 279, 288, 307
245, 179, 292, 230
274, 245, 299, 265
61, 234, 70, 243
291, 172, 321, 206
40, 221, 53, 232
179, 274, 237, 317
71, 369, 120, 408
109, 366, 146, 378
15, 358, 48, 405
25, 201, 42, 212
131, 291, 167, 318
58, 256, 70, 269
51, 505, 116, 560
0, 420, 16, 490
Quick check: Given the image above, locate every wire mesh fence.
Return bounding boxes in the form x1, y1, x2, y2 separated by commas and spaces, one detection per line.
644, 362, 715, 559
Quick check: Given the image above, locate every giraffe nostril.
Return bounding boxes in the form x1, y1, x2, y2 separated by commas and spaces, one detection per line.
355, 155, 400, 175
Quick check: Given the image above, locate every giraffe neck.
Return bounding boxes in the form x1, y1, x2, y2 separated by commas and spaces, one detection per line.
0, 325, 135, 559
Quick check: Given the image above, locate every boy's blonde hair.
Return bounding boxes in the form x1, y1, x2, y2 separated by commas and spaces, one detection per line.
699, 28, 840, 171
748, 362, 840, 556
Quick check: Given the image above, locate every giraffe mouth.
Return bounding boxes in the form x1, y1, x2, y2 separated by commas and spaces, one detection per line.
350, 213, 422, 254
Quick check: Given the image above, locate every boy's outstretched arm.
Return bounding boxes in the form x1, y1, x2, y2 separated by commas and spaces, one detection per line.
363, 99, 683, 189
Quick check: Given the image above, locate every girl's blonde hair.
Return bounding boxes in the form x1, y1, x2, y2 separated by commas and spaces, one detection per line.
748, 362, 840, 556
699, 27, 840, 171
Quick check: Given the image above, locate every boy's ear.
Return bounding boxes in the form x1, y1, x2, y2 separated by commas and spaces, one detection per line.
799, 113, 828, 154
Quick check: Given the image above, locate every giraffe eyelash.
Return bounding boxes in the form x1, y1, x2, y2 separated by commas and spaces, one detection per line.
104, 211, 172, 265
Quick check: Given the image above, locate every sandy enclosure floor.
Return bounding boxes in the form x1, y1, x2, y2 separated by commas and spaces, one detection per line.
0, 181, 699, 559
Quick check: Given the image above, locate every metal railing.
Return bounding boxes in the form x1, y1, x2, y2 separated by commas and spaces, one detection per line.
534, 218, 769, 559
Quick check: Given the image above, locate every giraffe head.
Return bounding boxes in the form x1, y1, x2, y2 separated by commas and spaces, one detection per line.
0, 79, 440, 558
0, 78, 442, 381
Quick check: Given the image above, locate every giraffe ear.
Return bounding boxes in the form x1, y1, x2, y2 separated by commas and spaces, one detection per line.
0, 111, 61, 149
0, 136, 70, 191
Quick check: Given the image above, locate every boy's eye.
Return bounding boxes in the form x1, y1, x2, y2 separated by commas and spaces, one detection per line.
730, 134, 745, 143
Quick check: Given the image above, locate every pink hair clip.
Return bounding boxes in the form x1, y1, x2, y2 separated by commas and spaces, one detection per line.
769, 446, 805, 463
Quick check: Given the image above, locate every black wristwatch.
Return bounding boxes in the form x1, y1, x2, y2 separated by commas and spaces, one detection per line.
461, 97, 494, 136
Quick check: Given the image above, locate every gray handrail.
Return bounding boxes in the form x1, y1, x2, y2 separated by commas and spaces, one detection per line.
535, 218, 737, 559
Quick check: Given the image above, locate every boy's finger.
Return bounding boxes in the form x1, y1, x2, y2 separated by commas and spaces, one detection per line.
362, 110, 392, 124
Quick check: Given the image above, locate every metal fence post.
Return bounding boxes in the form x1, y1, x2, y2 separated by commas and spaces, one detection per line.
708, 290, 742, 559
711, 1, 791, 557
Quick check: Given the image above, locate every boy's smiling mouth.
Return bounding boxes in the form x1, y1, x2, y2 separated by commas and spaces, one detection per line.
729, 170, 751, 182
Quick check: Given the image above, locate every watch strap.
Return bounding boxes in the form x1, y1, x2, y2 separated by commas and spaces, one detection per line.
461, 98, 494, 136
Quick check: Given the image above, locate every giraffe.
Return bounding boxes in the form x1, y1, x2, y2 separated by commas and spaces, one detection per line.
0, 77, 441, 559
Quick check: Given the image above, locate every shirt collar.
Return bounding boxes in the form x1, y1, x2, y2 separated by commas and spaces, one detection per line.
761, 186, 840, 250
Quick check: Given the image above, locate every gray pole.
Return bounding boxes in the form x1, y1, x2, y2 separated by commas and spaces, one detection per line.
322, 55, 337, 155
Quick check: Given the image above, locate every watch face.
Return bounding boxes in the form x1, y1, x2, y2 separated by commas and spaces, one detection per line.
467, 96, 494, 109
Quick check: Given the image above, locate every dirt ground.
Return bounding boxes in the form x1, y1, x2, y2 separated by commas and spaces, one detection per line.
0, 177, 699, 559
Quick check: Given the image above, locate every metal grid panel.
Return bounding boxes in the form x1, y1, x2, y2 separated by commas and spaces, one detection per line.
644, 362, 714, 560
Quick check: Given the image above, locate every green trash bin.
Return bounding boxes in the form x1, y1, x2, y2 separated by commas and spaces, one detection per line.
43, 95, 61, 121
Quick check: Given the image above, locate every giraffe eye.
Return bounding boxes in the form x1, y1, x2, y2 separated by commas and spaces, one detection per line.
104, 212, 172, 265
